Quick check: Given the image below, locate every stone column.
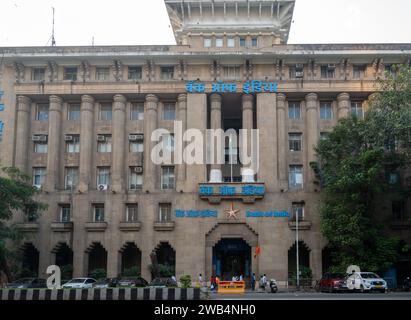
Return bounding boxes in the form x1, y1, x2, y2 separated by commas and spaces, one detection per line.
176, 94, 187, 190
111, 94, 127, 192
79, 95, 95, 192
209, 93, 222, 181
337, 92, 350, 119
46, 95, 63, 191
143, 94, 158, 192
15, 96, 31, 172
241, 94, 254, 181
305, 93, 319, 190
276, 94, 287, 189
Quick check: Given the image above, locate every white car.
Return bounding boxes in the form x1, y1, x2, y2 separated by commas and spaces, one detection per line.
346, 272, 387, 293
62, 278, 97, 289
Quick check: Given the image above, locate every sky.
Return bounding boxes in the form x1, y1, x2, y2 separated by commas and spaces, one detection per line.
0, 0, 410, 46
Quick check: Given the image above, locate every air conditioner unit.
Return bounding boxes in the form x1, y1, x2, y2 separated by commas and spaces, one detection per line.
295, 71, 304, 78
64, 135, 73, 141
32, 135, 41, 141
295, 63, 304, 71
129, 134, 144, 141
133, 166, 143, 173
97, 184, 108, 191
97, 135, 106, 142
32, 135, 47, 142
33, 184, 42, 190
327, 64, 336, 70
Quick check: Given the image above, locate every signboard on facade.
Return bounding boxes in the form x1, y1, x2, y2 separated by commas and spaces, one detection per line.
185, 80, 278, 94
198, 184, 265, 197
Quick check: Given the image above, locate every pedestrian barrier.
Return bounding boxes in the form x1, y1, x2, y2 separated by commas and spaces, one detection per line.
217, 281, 245, 294
0, 287, 203, 300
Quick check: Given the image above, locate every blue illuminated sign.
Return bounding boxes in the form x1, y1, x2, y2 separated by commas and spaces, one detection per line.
185, 80, 277, 94
175, 209, 218, 218
246, 211, 289, 218
198, 184, 265, 197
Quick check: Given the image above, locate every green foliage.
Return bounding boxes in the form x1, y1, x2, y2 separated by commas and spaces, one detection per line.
288, 266, 313, 286
0, 167, 48, 282
179, 275, 191, 288
122, 266, 140, 277
89, 268, 107, 280
311, 65, 411, 274
60, 264, 73, 280
149, 263, 175, 278
18, 268, 37, 278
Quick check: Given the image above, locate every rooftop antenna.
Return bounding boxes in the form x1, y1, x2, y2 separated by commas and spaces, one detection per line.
51, 7, 56, 46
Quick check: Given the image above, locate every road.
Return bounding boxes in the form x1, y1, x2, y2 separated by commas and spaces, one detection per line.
209, 291, 411, 300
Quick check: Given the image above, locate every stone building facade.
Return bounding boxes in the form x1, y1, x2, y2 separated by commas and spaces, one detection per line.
0, 0, 410, 284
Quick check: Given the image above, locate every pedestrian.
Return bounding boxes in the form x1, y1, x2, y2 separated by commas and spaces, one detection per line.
232, 275, 237, 281
262, 274, 267, 288
198, 273, 203, 287
251, 273, 256, 291
215, 275, 220, 290
239, 274, 243, 281
171, 275, 177, 283
210, 275, 215, 290
259, 275, 264, 290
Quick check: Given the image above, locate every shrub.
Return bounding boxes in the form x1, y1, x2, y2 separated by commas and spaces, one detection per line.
122, 266, 140, 277
180, 275, 191, 288
60, 264, 73, 280
89, 268, 107, 280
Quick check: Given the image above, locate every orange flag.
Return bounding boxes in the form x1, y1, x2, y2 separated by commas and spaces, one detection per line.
254, 246, 260, 258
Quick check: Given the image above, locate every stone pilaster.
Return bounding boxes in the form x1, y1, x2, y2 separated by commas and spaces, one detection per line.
276, 93, 287, 188
111, 94, 127, 192
79, 95, 95, 192
210, 93, 222, 173
14, 95, 31, 172
45, 95, 63, 191
337, 92, 350, 119
176, 93, 187, 190
241, 94, 254, 178
305, 93, 319, 190
143, 94, 159, 192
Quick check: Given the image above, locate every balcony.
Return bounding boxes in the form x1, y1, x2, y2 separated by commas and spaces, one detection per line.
288, 220, 312, 230
119, 221, 142, 231
198, 182, 265, 204
153, 221, 175, 231
85, 221, 108, 232
15, 223, 39, 232
50, 222, 73, 232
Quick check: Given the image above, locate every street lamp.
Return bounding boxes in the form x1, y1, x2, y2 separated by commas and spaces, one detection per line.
296, 209, 300, 290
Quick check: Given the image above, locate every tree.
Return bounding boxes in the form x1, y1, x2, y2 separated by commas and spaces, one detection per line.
311, 65, 411, 274
0, 167, 48, 282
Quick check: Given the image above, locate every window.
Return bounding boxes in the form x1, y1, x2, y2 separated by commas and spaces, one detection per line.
26, 208, 38, 223
223, 66, 240, 80
66, 135, 80, 153
385, 64, 397, 77
97, 167, 110, 186
126, 204, 138, 222
34, 140, 48, 153
129, 167, 143, 190
161, 66, 174, 80
68, 104, 80, 121
93, 204, 105, 222
35, 104, 49, 121
384, 137, 398, 152
385, 165, 400, 185
161, 166, 175, 190
163, 103, 176, 120
291, 202, 304, 221
159, 203, 172, 222
239, 38, 246, 47
320, 65, 335, 79
320, 102, 332, 120
215, 38, 223, 47
32, 67, 45, 81
33, 167, 46, 187
60, 205, 71, 222
204, 38, 212, 48
351, 102, 363, 118
392, 201, 406, 221
288, 102, 301, 119
227, 38, 235, 48
320, 132, 330, 140
289, 133, 302, 151
97, 135, 112, 153
130, 103, 144, 120
64, 67, 77, 81
289, 165, 303, 189
99, 103, 112, 120
251, 38, 258, 47
225, 146, 238, 164
130, 140, 144, 153
128, 66, 142, 80
162, 133, 174, 153
64, 167, 78, 190
96, 67, 110, 80
353, 65, 366, 79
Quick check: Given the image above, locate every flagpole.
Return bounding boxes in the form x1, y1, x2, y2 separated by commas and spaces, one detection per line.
296, 212, 300, 290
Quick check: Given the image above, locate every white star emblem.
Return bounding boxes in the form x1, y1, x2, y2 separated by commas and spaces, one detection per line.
225, 202, 240, 219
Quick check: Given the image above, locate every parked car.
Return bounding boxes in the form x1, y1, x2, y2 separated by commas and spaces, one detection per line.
62, 278, 96, 289
118, 277, 148, 288
6, 278, 47, 289
403, 277, 411, 292
346, 272, 387, 293
149, 277, 177, 288
93, 278, 119, 289
318, 273, 347, 293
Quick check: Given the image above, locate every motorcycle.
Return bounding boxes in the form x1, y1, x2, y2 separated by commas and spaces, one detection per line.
269, 279, 278, 293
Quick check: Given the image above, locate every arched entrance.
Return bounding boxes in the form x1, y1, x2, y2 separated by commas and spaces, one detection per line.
120, 242, 142, 276
52, 242, 73, 279
150, 242, 176, 279
213, 238, 251, 280
21, 243, 39, 277
86, 242, 107, 276
288, 241, 311, 277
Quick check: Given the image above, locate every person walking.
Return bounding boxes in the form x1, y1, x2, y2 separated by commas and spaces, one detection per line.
251, 273, 256, 291
262, 274, 267, 291
198, 273, 203, 287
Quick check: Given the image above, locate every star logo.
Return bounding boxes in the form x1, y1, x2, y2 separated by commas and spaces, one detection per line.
225, 202, 240, 219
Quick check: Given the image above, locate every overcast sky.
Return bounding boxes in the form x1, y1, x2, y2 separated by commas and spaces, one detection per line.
0, 0, 410, 46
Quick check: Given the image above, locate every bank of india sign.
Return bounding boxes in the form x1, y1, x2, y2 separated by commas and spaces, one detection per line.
185, 80, 278, 94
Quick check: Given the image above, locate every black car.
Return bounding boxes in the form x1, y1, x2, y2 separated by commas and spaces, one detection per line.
6, 278, 47, 289
93, 278, 119, 288
149, 277, 178, 288
403, 277, 411, 292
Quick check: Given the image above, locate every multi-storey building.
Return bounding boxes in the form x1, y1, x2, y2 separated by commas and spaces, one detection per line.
0, 0, 410, 284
